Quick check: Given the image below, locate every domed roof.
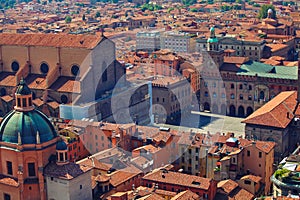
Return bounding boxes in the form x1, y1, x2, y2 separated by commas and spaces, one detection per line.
56, 139, 67, 150
16, 79, 31, 95
0, 109, 57, 145
207, 37, 219, 43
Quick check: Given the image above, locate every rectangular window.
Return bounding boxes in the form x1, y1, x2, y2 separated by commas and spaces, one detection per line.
59, 152, 63, 161
22, 98, 27, 107
17, 98, 21, 107
6, 161, 12, 175
4, 193, 11, 200
28, 163, 36, 177
28, 97, 32, 106
247, 150, 250, 157
259, 152, 262, 158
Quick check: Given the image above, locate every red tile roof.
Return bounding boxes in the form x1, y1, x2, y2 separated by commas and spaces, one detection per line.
242, 91, 297, 128
171, 190, 199, 200
217, 179, 238, 194
142, 169, 212, 190
109, 170, 141, 187
0, 33, 103, 49
240, 174, 262, 183
0, 175, 19, 187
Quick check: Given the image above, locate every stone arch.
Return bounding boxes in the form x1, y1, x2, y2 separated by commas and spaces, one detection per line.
238, 106, 245, 117
203, 102, 210, 111
221, 104, 226, 115
212, 104, 218, 114
246, 107, 253, 116
229, 105, 236, 116
259, 91, 265, 100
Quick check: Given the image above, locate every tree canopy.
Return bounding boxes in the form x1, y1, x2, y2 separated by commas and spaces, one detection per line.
65, 15, 72, 23
140, 3, 162, 11
258, 4, 276, 19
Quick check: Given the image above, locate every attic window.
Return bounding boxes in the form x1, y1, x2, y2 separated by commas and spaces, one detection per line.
192, 181, 201, 186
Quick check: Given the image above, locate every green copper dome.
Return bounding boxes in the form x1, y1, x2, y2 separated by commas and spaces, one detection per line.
0, 109, 57, 144
16, 79, 31, 95
207, 37, 219, 43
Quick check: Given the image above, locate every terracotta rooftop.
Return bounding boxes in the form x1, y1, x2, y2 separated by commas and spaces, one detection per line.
77, 157, 111, 171
216, 179, 254, 200
109, 170, 141, 187
240, 174, 262, 183
0, 33, 103, 49
242, 91, 297, 128
170, 190, 199, 200
217, 179, 238, 194
142, 169, 212, 190
50, 76, 80, 94
1, 95, 13, 102
0, 174, 19, 187
224, 56, 249, 65
44, 162, 92, 180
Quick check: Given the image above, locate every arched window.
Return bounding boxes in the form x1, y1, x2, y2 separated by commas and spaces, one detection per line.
221, 93, 225, 98
71, 65, 80, 76
61, 95, 68, 104
259, 91, 265, 100
213, 92, 217, 98
212, 82, 216, 88
231, 94, 235, 99
204, 91, 208, 97
239, 94, 243, 100
40, 63, 49, 74
11, 61, 19, 72
231, 84, 234, 89
239, 84, 243, 90
248, 85, 252, 90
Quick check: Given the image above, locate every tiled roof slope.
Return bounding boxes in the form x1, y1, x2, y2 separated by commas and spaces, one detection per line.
0, 33, 103, 49
242, 91, 297, 128
142, 169, 212, 190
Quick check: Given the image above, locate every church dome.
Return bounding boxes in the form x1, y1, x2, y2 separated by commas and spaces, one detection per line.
0, 79, 57, 145
56, 139, 68, 150
0, 109, 57, 144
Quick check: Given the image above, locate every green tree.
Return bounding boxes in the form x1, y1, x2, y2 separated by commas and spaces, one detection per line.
190, 8, 198, 12
258, 4, 276, 19
95, 11, 100, 18
65, 15, 72, 23
167, 7, 174, 13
